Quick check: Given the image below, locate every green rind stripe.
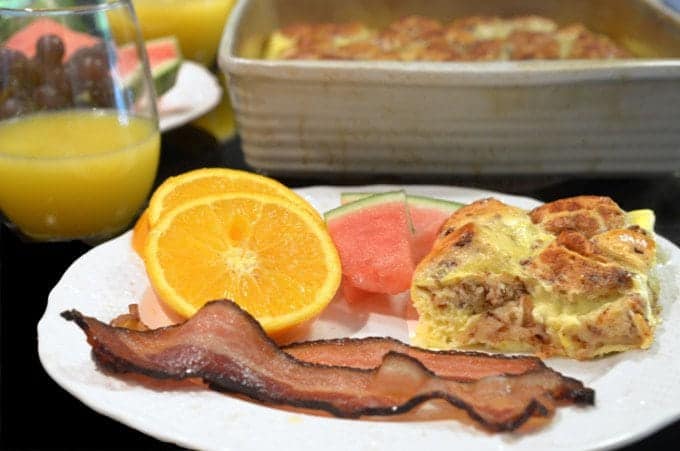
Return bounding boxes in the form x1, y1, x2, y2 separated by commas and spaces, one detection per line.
341, 192, 463, 212
152, 59, 181, 96
324, 191, 407, 222
406, 194, 463, 212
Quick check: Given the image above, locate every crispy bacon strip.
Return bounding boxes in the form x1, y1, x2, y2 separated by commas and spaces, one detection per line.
62, 300, 593, 432
284, 337, 546, 382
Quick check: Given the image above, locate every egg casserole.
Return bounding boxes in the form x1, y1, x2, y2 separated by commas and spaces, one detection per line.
411, 196, 658, 360
264, 15, 631, 61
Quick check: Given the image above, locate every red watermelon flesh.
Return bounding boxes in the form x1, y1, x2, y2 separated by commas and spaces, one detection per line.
411, 206, 449, 262
408, 195, 462, 263
325, 191, 415, 295
341, 277, 391, 304
340, 192, 462, 264
5, 18, 100, 60
117, 36, 180, 78
146, 38, 180, 64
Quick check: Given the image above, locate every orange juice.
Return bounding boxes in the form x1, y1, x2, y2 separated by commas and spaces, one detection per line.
132, 0, 235, 65
0, 110, 159, 241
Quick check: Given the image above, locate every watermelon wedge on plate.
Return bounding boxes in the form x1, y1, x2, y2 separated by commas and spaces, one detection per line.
325, 191, 415, 295
341, 192, 462, 263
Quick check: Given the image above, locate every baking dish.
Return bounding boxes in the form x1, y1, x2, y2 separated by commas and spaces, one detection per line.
219, 0, 680, 176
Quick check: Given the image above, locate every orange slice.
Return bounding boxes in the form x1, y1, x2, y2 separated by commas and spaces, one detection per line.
144, 193, 341, 333
131, 209, 150, 257
147, 168, 318, 227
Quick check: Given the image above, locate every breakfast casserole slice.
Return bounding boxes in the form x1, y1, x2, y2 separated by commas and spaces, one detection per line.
410, 196, 658, 360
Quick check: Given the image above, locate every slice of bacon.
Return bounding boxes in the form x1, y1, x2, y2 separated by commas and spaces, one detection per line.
62, 300, 594, 432
283, 337, 546, 382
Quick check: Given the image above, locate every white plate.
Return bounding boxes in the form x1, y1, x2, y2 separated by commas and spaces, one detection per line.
37, 185, 680, 451
158, 61, 222, 132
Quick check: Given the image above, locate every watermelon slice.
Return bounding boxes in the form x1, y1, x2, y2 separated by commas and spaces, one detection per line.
118, 36, 182, 97
341, 192, 462, 263
325, 191, 415, 295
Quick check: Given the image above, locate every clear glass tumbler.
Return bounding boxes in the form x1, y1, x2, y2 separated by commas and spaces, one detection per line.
126, 0, 235, 66
0, 0, 160, 242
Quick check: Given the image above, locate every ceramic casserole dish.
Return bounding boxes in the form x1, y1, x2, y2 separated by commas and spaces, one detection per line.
219, 0, 680, 176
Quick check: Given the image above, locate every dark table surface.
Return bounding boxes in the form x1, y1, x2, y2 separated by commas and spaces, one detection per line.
1, 125, 679, 450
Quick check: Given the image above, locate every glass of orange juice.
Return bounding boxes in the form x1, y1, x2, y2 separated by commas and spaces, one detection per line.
132, 0, 238, 140
0, 0, 160, 242
115, 0, 235, 66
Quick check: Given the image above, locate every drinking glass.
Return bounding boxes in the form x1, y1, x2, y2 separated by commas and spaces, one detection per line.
127, 0, 235, 66
108, 0, 238, 141
0, 0, 160, 242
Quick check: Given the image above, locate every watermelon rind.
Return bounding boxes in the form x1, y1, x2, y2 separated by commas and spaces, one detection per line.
406, 194, 463, 212
325, 191, 412, 230
151, 57, 181, 97
340, 192, 372, 205
145, 36, 182, 97
341, 192, 463, 211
